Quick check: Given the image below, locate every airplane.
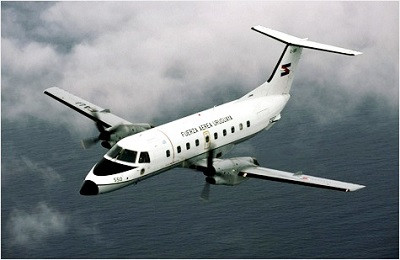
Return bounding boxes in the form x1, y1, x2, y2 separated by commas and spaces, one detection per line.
44, 25, 365, 197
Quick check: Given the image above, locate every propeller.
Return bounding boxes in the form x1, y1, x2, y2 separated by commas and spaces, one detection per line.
200, 182, 211, 201
81, 111, 121, 149
81, 136, 101, 149
206, 147, 214, 175
200, 146, 215, 201
81, 111, 153, 149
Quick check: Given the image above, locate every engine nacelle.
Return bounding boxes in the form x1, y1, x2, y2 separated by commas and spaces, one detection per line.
205, 157, 259, 186
102, 124, 153, 149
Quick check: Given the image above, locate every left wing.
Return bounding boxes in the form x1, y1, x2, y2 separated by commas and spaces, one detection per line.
44, 87, 133, 128
239, 166, 365, 192
44, 87, 154, 149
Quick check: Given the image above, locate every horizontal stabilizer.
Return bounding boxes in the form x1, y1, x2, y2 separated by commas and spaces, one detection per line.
252, 25, 362, 56
240, 166, 365, 192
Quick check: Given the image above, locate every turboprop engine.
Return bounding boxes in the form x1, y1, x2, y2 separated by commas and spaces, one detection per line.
199, 156, 260, 200
81, 118, 153, 149
97, 124, 152, 149
205, 157, 259, 186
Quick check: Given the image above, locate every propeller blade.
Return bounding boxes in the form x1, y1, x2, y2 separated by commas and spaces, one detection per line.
90, 111, 107, 133
200, 181, 211, 201
107, 124, 123, 134
82, 111, 118, 149
207, 149, 213, 169
81, 137, 100, 149
95, 121, 106, 133
205, 146, 215, 176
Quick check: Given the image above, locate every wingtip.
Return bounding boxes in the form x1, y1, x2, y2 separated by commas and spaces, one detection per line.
43, 86, 57, 94
348, 184, 366, 192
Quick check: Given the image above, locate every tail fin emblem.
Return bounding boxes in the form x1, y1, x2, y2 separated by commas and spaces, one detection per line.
281, 63, 291, 77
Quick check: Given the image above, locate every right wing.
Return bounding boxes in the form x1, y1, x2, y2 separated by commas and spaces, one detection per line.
239, 166, 365, 192
44, 87, 136, 128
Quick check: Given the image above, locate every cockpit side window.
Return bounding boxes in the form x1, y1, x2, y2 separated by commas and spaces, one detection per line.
107, 145, 137, 163
118, 150, 137, 163
139, 152, 150, 163
107, 145, 123, 158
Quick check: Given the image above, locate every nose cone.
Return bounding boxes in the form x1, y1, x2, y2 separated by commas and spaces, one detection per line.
80, 180, 99, 195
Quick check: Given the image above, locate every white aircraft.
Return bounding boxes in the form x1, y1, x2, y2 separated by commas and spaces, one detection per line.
44, 26, 365, 197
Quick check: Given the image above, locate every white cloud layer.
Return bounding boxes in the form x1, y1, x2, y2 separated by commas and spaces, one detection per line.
7, 202, 68, 246
2, 2, 398, 132
6, 201, 107, 249
20, 155, 63, 183
2, 144, 63, 184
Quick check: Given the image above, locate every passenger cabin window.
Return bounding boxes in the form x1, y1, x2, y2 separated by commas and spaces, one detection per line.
166, 150, 171, 157
177, 146, 181, 153
239, 123, 243, 130
195, 139, 200, 146
231, 126, 235, 133
186, 142, 190, 150
214, 132, 218, 140
205, 135, 210, 143
139, 152, 150, 163
247, 120, 251, 127
223, 129, 227, 136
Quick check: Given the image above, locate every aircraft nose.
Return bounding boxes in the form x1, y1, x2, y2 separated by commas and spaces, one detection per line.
80, 180, 99, 195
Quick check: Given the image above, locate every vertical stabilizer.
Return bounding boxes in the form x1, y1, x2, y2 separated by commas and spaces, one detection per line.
241, 26, 362, 99
243, 44, 303, 97
265, 44, 303, 95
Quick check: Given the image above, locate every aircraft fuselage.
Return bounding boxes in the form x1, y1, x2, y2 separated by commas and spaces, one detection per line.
80, 94, 289, 194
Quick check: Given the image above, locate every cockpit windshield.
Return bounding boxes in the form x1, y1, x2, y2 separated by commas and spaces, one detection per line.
107, 145, 137, 163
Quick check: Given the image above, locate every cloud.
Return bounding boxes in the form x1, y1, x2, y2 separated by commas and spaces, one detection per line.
20, 155, 63, 183
2, 144, 63, 184
7, 202, 68, 246
1, 2, 398, 129
5, 201, 108, 251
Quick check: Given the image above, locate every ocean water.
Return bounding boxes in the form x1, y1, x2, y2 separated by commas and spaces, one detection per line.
1, 91, 398, 258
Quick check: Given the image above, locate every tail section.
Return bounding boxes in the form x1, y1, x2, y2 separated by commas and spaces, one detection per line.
242, 26, 362, 98
264, 44, 303, 95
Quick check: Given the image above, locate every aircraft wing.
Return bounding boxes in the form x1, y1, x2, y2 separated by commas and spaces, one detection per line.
239, 166, 365, 192
44, 87, 133, 128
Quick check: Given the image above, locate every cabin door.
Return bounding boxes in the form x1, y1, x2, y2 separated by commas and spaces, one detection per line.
203, 131, 211, 150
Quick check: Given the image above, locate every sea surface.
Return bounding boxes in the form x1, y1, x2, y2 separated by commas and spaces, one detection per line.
1, 90, 398, 258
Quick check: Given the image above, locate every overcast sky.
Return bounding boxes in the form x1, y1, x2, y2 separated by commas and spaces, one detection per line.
2, 2, 398, 133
